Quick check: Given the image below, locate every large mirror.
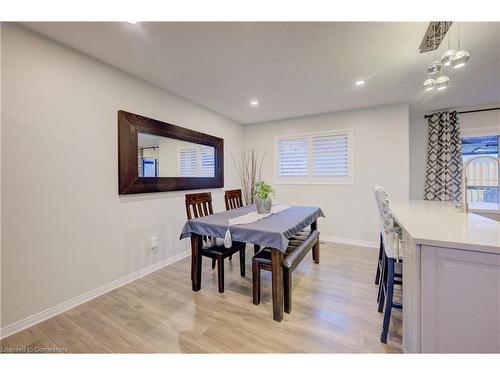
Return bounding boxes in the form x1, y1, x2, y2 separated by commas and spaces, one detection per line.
138, 134, 215, 178
118, 111, 223, 194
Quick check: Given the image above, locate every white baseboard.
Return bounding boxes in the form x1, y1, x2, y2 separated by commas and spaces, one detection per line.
0, 250, 190, 340
320, 236, 378, 249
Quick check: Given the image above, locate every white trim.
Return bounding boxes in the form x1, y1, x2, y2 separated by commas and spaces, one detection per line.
0, 250, 190, 340
320, 235, 378, 249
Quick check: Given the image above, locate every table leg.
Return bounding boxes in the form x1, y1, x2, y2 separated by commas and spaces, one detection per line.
191, 234, 202, 291
270, 248, 284, 322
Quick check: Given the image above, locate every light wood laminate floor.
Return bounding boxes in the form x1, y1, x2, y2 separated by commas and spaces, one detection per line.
1, 242, 402, 353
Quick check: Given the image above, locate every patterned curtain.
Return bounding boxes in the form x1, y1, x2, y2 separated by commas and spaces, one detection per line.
424, 111, 463, 202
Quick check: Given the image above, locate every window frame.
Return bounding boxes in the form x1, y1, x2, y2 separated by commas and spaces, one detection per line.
274, 129, 354, 185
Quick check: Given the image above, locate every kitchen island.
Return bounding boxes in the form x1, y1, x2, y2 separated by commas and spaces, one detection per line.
390, 200, 500, 353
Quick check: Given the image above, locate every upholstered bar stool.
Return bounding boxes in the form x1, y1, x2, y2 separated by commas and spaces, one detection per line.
373, 185, 403, 343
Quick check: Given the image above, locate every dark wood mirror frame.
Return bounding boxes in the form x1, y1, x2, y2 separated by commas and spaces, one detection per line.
118, 110, 224, 194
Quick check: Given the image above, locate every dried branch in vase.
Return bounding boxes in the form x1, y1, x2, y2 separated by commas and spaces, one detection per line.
231, 149, 265, 205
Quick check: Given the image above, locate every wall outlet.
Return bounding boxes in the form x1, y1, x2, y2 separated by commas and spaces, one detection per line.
149, 236, 159, 250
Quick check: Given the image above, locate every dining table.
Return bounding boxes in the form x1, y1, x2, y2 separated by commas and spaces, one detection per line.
180, 204, 324, 321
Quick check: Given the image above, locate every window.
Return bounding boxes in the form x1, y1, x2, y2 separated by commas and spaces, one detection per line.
200, 146, 215, 177
142, 158, 159, 177
462, 135, 499, 210
179, 145, 215, 177
179, 148, 198, 177
277, 137, 308, 177
138, 146, 159, 177
275, 129, 353, 184
312, 133, 349, 177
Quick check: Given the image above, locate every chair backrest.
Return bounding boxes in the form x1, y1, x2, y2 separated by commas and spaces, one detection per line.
185, 192, 214, 220
224, 189, 244, 210
372, 185, 398, 259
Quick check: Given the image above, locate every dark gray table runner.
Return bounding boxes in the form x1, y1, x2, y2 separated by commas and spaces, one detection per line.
180, 205, 324, 252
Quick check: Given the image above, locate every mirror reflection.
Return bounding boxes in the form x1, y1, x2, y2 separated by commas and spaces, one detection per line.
138, 133, 215, 178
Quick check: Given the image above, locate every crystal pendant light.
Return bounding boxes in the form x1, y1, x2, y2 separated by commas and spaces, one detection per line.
451, 49, 470, 68
427, 61, 442, 75
422, 77, 436, 91
450, 23, 470, 68
441, 49, 457, 66
435, 75, 450, 90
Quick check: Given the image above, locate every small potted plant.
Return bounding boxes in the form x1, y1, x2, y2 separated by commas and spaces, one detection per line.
254, 181, 275, 214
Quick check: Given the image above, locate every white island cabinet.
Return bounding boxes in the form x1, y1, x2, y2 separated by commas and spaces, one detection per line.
391, 201, 500, 353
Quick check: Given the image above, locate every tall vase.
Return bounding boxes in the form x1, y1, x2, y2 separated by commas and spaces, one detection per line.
255, 197, 272, 214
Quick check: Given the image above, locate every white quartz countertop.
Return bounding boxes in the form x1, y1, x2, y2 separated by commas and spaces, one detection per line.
390, 200, 500, 254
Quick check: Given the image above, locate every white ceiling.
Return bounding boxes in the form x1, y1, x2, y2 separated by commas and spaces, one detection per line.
22, 22, 500, 124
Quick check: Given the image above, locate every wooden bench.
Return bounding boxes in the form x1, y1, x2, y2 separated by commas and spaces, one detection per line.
252, 230, 320, 313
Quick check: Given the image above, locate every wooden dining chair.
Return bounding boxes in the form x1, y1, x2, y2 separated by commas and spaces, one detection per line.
224, 189, 261, 255
185, 192, 246, 293
224, 189, 244, 210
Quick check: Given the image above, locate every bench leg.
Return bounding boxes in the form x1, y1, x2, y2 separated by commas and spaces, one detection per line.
284, 269, 292, 313
252, 260, 260, 305
217, 256, 224, 293
312, 240, 320, 264
239, 248, 245, 277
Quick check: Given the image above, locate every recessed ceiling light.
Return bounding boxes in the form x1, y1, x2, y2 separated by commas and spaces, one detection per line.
127, 21, 138, 24
250, 100, 259, 107
355, 80, 365, 86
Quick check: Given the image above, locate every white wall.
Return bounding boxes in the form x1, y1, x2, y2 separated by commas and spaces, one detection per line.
409, 106, 500, 199
409, 112, 428, 200
1, 24, 244, 328
244, 103, 410, 246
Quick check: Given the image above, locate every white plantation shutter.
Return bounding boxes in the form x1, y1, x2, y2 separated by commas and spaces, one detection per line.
200, 146, 215, 177
179, 148, 198, 177
277, 137, 308, 176
312, 133, 349, 176
275, 129, 353, 184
